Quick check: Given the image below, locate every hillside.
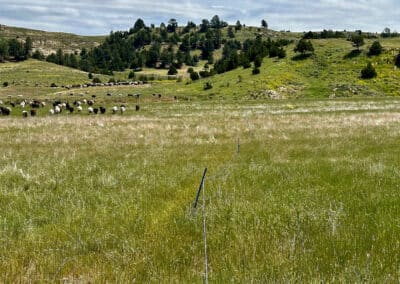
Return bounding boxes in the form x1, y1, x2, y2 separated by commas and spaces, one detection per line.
1, 37, 399, 101
0, 24, 105, 55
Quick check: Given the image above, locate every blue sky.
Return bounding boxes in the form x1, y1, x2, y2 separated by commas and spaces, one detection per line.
0, 0, 398, 35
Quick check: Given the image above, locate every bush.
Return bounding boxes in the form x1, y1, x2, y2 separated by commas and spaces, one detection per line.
168, 65, 178, 75
187, 67, 194, 74
88, 73, 93, 79
128, 71, 135, 79
252, 67, 260, 75
395, 53, 400, 68
203, 82, 213, 90
50, 82, 57, 88
368, 41, 383, 56
2, 82, 8, 87
361, 62, 377, 79
254, 56, 262, 68
277, 48, 286, 59
199, 71, 211, 78
92, 77, 102, 83
108, 78, 116, 83
190, 71, 200, 81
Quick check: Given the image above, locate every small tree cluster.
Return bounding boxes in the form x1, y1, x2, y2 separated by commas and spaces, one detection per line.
0, 37, 32, 62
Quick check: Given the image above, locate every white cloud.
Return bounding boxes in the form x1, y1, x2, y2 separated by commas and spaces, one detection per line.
0, 0, 398, 34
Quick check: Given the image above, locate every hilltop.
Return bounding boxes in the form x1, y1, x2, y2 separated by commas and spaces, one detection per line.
0, 24, 105, 55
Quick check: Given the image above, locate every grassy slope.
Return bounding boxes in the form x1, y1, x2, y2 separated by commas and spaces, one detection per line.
152, 37, 400, 99
0, 25, 105, 54
1, 37, 399, 100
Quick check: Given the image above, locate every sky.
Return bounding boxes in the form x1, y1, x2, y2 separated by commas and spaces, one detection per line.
0, 0, 398, 35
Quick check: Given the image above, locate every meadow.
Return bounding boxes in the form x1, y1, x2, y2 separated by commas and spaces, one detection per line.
1, 31, 400, 281
1, 97, 400, 282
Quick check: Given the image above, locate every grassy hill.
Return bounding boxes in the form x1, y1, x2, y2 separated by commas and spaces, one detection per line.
0, 24, 105, 55
1, 37, 399, 101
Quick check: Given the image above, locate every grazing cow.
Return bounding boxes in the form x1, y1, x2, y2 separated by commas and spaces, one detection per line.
54, 106, 61, 114
10, 102, 15, 108
88, 107, 94, 114
41, 102, 46, 107
120, 105, 126, 114
69, 107, 74, 114
112, 106, 118, 114
20, 101, 26, 108
0, 106, 11, 116
53, 101, 61, 108
31, 101, 40, 108
107, 93, 112, 96
136, 105, 140, 111
87, 100, 94, 106
77, 106, 83, 112
22, 110, 28, 118
100, 106, 106, 114
30, 109, 37, 117
93, 108, 99, 114
0, 100, 3, 105
92, 95, 96, 98
49, 109, 55, 115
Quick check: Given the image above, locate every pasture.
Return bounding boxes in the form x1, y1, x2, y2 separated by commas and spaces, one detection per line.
1, 98, 400, 282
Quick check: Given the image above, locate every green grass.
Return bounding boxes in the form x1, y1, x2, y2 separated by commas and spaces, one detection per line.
1, 98, 400, 281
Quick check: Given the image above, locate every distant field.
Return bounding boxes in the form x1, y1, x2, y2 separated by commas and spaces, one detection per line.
1, 98, 400, 281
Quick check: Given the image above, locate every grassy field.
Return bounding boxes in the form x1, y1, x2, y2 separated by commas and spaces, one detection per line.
1, 30, 400, 281
1, 97, 400, 282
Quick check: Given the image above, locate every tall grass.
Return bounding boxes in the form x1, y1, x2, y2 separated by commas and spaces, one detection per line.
1, 99, 400, 281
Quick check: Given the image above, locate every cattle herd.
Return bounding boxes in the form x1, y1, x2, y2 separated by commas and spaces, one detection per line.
0, 94, 143, 117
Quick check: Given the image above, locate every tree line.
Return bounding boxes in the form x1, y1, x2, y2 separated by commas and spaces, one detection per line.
0, 37, 32, 62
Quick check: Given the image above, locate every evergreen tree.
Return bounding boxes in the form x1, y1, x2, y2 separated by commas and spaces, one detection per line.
361, 62, 377, 79
235, 20, 242, 31
294, 39, 314, 55
395, 52, 400, 68
368, 41, 383, 56
261, 19, 268, 29
0, 39, 9, 62
24, 37, 32, 58
351, 34, 364, 50
167, 65, 177, 75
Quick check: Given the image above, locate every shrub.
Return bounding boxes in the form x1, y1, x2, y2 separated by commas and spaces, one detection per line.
395, 53, 400, 68
277, 47, 286, 59
254, 56, 262, 68
168, 65, 178, 75
88, 73, 93, 79
92, 77, 102, 84
361, 62, 377, 79
252, 67, 260, 75
128, 71, 135, 79
108, 78, 116, 83
190, 71, 200, 81
203, 82, 213, 90
368, 41, 383, 56
187, 67, 194, 74
50, 82, 57, 88
2, 81, 8, 87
